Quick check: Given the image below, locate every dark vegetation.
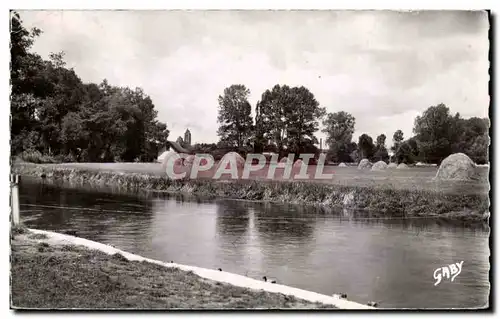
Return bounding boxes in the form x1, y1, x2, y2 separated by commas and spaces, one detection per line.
10, 232, 335, 309
10, 12, 169, 163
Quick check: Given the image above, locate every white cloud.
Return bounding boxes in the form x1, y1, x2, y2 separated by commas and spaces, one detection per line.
18, 10, 489, 147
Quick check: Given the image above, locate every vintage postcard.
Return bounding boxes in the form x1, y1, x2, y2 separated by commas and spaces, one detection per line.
9, 9, 491, 310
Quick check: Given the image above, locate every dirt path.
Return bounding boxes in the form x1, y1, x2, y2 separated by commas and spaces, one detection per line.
10, 229, 336, 309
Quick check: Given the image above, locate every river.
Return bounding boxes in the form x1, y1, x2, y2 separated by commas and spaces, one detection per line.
17, 177, 490, 309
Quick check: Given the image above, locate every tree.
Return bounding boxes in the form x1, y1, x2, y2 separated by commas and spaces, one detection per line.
391, 129, 404, 153
466, 133, 489, 164
451, 116, 489, 164
253, 101, 266, 153
413, 103, 459, 164
284, 86, 326, 155
395, 137, 419, 164
257, 84, 325, 156
358, 134, 375, 160
217, 84, 254, 149
350, 145, 360, 163
373, 134, 389, 162
322, 111, 355, 162
10, 12, 169, 162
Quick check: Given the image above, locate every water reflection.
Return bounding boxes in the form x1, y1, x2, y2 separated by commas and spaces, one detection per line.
17, 178, 490, 309
19, 178, 156, 255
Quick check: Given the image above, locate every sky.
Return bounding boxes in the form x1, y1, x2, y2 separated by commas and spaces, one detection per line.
18, 10, 490, 148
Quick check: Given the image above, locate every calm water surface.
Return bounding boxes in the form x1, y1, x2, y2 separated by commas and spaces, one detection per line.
18, 178, 490, 309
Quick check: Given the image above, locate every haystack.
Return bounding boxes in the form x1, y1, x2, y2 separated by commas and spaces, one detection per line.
157, 150, 176, 163
280, 157, 289, 164
293, 159, 304, 168
371, 161, 388, 171
216, 152, 245, 170
161, 152, 185, 166
435, 153, 476, 180
277, 156, 290, 168
387, 163, 398, 168
357, 159, 372, 169
338, 162, 347, 167
184, 155, 196, 166
396, 163, 409, 169
162, 152, 188, 177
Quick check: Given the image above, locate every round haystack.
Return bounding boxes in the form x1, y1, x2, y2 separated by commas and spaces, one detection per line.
396, 163, 409, 169
293, 159, 304, 168
277, 156, 291, 168
357, 159, 372, 169
216, 152, 245, 170
162, 152, 188, 177
161, 152, 185, 167
338, 162, 347, 167
387, 162, 398, 168
435, 153, 476, 180
371, 161, 388, 171
184, 155, 196, 166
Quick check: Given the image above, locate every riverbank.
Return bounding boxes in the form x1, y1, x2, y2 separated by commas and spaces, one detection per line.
12, 163, 490, 223
10, 227, 375, 309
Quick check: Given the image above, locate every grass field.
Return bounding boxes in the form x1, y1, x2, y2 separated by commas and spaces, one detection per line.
31, 161, 489, 195
10, 228, 335, 309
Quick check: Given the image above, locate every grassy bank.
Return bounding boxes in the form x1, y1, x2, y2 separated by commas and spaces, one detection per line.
10, 227, 335, 309
13, 163, 490, 223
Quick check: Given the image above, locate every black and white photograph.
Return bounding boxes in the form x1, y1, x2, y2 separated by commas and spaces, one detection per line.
8, 6, 492, 311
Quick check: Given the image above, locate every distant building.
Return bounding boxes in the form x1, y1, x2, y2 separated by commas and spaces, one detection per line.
184, 129, 192, 146
176, 136, 184, 145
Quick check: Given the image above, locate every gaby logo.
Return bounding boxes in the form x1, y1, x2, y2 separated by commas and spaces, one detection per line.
433, 261, 464, 286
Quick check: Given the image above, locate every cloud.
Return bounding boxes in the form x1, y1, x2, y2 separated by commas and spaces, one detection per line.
18, 10, 489, 147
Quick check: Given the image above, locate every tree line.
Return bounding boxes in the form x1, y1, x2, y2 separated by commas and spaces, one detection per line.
10, 12, 169, 163
215, 84, 489, 165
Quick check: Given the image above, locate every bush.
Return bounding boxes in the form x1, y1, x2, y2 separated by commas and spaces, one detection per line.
20, 150, 57, 164
54, 154, 77, 163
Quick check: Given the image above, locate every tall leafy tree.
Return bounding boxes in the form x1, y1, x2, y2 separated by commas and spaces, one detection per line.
10, 11, 42, 95
373, 134, 389, 162
376, 134, 386, 148
257, 84, 325, 156
413, 103, 459, 164
358, 134, 375, 160
216, 84, 254, 149
10, 11, 43, 154
322, 111, 355, 162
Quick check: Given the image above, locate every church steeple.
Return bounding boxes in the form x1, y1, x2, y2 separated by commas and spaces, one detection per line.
184, 128, 192, 146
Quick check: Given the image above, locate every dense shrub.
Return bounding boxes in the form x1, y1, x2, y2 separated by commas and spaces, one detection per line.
20, 150, 57, 164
